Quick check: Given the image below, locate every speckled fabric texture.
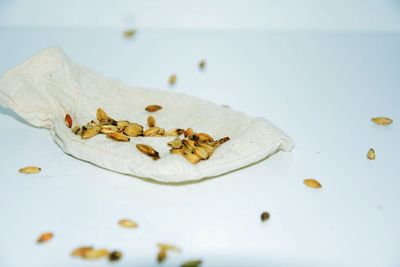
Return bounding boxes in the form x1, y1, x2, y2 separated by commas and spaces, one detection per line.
0, 47, 294, 183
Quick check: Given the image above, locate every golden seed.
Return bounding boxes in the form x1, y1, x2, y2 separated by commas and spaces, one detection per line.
65, 114, 72, 128
371, 117, 393, 126
157, 243, 182, 253
261, 212, 270, 222
304, 179, 322, 189
181, 260, 202, 267
168, 74, 177, 85
136, 144, 160, 160
143, 127, 161, 137
198, 60, 206, 69
183, 152, 201, 164
193, 146, 208, 160
157, 250, 167, 263
117, 120, 130, 131
72, 126, 81, 134
168, 137, 183, 149
81, 126, 101, 139
367, 148, 376, 160
37, 232, 53, 243
124, 123, 143, 137
118, 219, 138, 228
71, 246, 93, 257
196, 143, 214, 157
157, 128, 166, 136
145, 105, 162, 112
184, 128, 193, 137
19, 166, 41, 174
108, 251, 123, 261
196, 133, 214, 143
123, 29, 136, 38
84, 249, 109, 260
147, 115, 156, 127
170, 148, 184, 155
96, 108, 109, 123
107, 132, 130, 142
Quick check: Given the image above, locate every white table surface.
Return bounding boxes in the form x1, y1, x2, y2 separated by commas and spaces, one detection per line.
0, 27, 399, 267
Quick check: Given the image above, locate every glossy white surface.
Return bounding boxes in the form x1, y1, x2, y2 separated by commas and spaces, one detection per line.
0, 28, 399, 267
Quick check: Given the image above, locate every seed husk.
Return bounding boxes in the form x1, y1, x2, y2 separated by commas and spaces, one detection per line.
371, 117, 393, 126
198, 60, 206, 69
72, 126, 81, 134
168, 74, 177, 85
367, 148, 376, 160
124, 123, 143, 137
37, 232, 53, 243
143, 127, 161, 137
157, 243, 181, 253
145, 105, 162, 112
193, 146, 209, 160
71, 246, 93, 257
182, 139, 196, 152
96, 108, 109, 123
166, 128, 185, 136
118, 219, 138, 228
261, 212, 270, 222
123, 29, 136, 38
117, 120, 130, 131
107, 132, 130, 142
81, 126, 101, 139
168, 137, 183, 149
170, 148, 184, 155
157, 249, 167, 263
136, 144, 160, 160
65, 114, 72, 128
183, 152, 201, 164
196, 143, 214, 157
108, 251, 123, 261
100, 124, 118, 134
304, 179, 322, 189
19, 166, 41, 174
196, 133, 214, 143
84, 249, 109, 260
181, 260, 202, 267
147, 115, 156, 127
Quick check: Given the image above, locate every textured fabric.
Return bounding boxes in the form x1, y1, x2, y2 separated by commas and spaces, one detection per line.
0, 47, 294, 183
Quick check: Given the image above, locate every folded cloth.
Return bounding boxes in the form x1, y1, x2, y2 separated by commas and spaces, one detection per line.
0, 47, 294, 183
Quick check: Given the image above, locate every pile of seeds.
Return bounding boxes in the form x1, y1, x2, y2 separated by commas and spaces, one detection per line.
65, 106, 229, 164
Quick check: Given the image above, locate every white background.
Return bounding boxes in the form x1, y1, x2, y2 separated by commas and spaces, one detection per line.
0, 1, 400, 267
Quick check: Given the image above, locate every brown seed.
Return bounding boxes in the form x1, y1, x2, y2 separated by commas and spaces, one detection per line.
124, 123, 143, 137
71, 246, 93, 257
181, 260, 202, 267
37, 232, 53, 243
118, 219, 138, 228
145, 105, 162, 112
72, 126, 81, 135
81, 126, 101, 139
84, 249, 109, 260
196, 133, 214, 143
168, 74, 177, 85
65, 114, 72, 128
184, 128, 193, 137
304, 179, 322, 189
261, 212, 270, 222
157, 250, 167, 263
96, 108, 109, 123
367, 148, 376, 160
371, 117, 393, 126
168, 137, 183, 149
108, 251, 123, 261
136, 144, 160, 160
157, 243, 182, 253
143, 127, 161, 137
107, 132, 130, 142
19, 166, 41, 174
123, 29, 136, 38
157, 128, 166, 136
147, 115, 156, 127
198, 60, 206, 69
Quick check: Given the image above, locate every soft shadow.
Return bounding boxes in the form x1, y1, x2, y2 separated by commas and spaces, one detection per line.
0, 106, 31, 126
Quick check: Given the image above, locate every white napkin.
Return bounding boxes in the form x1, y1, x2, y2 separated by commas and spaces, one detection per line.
0, 47, 294, 183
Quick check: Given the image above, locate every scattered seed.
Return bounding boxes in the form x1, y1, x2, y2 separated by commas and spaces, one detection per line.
181, 260, 202, 267
65, 114, 72, 128
116, 120, 130, 131
145, 105, 162, 112
107, 132, 130, 142
166, 128, 185, 136
123, 29, 136, 38
157, 243, 181, 253
19, 166, 41, 174
367, 148, 376, 160
198, 60, 206, 70
304, 179, 322, 189
168, 74, 177, 85
96, 108, 109, 123
84, 249, 109, 260
37, 232, 53, 243
157, 250, 167, 263
108, 251, 122, 262
136, 144, 160, 160
81, 126, 101, 139
261, 212, 270, 222
118, 219, 138, 228
123, 123, 143, 137
71, 246, 93, 257
143, 127, 161, 137
147, 115, 156, 127
371, 117, 393, 126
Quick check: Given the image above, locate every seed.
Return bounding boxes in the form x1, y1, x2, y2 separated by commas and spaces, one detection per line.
136, 144, 160, 160
107, 132, 130, 141
210, 136, 230, 148
81, 126, 101, 139
124, 123, 143, 137
147, 115, 156, 127
37, 232, 53, 243
100, 124, 118, 133
198, 60, 206, 69
65, 114, 72, 128
193, 146, 208, 160
117, 120, 130, 131
84, 249, 109, 260
183, 152, 201, 164
19, 166, 41, 174
196, 133, 214, 143
157, 243, 182, 253
166, 128, 185, 136
170, 148, 184, 155
196, 143, 214, 157
304, 179, 322, 189
143, 127, 161, 137
96, 108, 109, 123
123, 29, 136, 38
184, 128, 193, 137
108, 251, 123, 261
72, 126, 81, 134
168, 74, 177, 85
182, 139, 196, 152
157, 250, 167, 263
145, 105, 162, 112
261, 212, 270, 222
371, 117, 393, 126
367, 148, 376, 160
168, 137, 183, 149
71, 246, 93, 257
157, 128, 166, 136
181, 260, 202, 267
118, 219, 138, 228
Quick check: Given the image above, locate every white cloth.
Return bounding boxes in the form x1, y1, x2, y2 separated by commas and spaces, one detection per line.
0, 47, 294, 183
